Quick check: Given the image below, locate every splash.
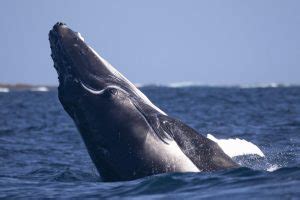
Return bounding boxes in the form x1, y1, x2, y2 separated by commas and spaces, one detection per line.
207, 134, 265, 158
0, 88, 9, 93
266, 164, 280, 172
30, 87, 49, 92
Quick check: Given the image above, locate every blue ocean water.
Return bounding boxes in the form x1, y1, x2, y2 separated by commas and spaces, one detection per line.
0, 86, 299, 199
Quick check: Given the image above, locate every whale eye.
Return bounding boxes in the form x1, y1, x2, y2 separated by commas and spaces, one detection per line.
102, 88, 118, 98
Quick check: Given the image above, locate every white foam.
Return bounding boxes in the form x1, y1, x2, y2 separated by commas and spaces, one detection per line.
30, 86, 49, 92
0, 88, 9, 93
168, 81, 202, 88
137, 82, 296, 88
207, 134, 265, 158
238, 83, 283, 89
266, 164, 280, 172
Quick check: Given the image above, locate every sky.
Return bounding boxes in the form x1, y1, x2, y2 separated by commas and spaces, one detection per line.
0, 0, 299, 85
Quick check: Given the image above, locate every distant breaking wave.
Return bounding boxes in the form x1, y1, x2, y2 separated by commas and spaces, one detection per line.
168, 82, 204, 88
136, 82, 297, 88
0, 88, 9, 93
30, 86, 49, 92
238, 83, 289, 89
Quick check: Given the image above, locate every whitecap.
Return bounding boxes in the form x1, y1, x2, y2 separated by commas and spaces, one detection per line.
168, 82, 202, 88
238, 83, 288, 89
30, 86, 49, 92
266, 164, 280, 172
139, 82, 297, 88
0, 88, 9, 93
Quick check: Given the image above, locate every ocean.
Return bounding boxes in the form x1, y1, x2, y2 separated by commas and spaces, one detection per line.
0, 85, 299, 199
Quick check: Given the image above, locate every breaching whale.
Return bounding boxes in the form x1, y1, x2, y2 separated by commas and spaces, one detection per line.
49, 22, 238, 182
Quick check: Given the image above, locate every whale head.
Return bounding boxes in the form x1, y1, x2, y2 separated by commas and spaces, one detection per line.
49, 22, 164, 115
49, 22, 116, 106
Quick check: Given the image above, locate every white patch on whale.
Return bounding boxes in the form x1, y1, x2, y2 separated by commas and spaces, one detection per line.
80, 81, 128, 95
145, 134, 200, 172
75, 32, 84, 41
207, 134, 265, 158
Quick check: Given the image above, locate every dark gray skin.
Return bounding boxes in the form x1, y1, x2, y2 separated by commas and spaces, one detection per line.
49, 22, 238, 182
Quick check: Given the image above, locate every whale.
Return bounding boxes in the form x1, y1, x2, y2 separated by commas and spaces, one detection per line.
49, 22, 238, 181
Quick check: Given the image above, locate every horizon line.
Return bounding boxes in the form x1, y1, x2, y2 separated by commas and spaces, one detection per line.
1, 82, 300, 89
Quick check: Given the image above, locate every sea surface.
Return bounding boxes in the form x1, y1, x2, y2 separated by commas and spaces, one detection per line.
0, 85, 299, 199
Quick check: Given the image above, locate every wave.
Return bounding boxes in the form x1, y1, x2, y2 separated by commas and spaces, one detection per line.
238, 83, 290, 89
30, 87, 49, 92
1, 166, 299, 199
0, 88, 9, 93
266, 164, 280, 172
137, 82, 298, 88
168, 82, 204, 88
207, 134, 265, 158
136, 82, 205, 88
